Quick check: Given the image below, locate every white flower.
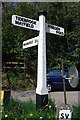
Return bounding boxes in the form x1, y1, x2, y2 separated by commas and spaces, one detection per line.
49, 105, 51, 108
40, 116, 43, 119
5, 114, 8, 118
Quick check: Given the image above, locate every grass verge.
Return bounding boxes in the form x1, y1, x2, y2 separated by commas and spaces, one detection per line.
2, 99, 56, 119
72, 104, 80, 119
1, 98, 80, 119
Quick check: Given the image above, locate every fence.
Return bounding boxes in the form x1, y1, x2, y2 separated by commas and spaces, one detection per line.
2, 62, 25, 72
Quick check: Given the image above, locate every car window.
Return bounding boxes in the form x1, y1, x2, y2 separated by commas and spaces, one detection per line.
47, 69, 61, 76
53, 70, 61, 76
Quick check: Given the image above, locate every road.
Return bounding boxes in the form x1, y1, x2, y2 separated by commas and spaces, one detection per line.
11, 90, 80, 106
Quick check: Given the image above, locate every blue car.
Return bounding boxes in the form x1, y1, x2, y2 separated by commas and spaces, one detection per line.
47, 69, 80, 91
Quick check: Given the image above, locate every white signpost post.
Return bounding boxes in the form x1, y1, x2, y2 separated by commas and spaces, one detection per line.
36, 11, 48, 109
12, 10, 64, 110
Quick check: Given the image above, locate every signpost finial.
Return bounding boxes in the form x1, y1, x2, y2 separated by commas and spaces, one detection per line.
38, 10, 46, 16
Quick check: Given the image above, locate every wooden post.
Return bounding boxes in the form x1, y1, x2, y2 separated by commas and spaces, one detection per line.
62, 60, 67, 105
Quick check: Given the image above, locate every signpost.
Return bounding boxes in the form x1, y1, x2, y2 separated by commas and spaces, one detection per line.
12, 10, 64, 110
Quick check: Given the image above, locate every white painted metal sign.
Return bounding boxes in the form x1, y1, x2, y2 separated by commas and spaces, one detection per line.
23, 36, 38, 49
46, 23, 64, 36
59, 110, 72, 120
12, 15, 64, 36
12, 15, 39, 31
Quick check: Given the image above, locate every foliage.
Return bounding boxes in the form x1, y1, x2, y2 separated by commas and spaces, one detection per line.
2, 72, 35, 90
72, 104, 80, 119
2, 99, 56, 119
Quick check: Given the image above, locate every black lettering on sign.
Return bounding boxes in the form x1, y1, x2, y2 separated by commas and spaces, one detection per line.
56, 30, 63, 35
15, 20, 18, 25
15, 16, 36, 25
60, 113, 64, 119
15, 20, 22, 25
15, 20, 34, 28
35, 39, 38, 43
60, 113, 69, 119
24, 40, 33, 46
25, 23, 34, 28
30, 23, 34, 28
25, 23, 30, 27
48, 24, 60, 31
16, 16, 18, 21
65, 114, 69, 119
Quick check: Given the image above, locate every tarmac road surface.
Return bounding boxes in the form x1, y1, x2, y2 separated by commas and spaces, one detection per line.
11, 90, 80, 106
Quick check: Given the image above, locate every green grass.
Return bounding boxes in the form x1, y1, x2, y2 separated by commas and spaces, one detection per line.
2, 99, 56, 119
0, 112, 2, 120
72, 104, 80, 119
